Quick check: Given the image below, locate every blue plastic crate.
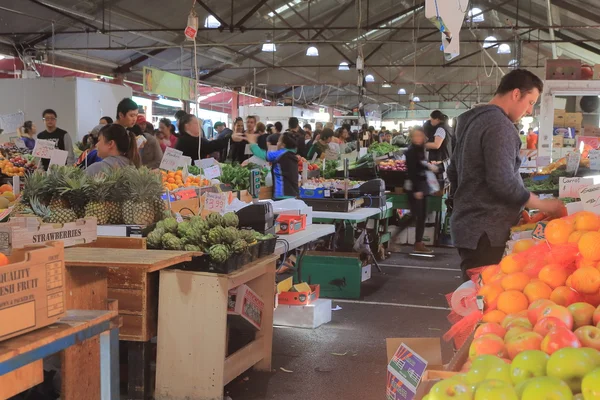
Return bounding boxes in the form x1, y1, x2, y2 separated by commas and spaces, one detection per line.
299, 187, 326, 199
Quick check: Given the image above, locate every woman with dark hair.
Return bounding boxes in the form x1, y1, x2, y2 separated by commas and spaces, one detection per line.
77, 125, 103, 168
99, 116, 113, 125
86, 124, 140, 176
175, 114, 243, 161
18, 121, 36, 150
158, 118, 177, 152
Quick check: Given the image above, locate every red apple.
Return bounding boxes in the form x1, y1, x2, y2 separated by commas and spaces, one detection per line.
469, 334, 507, 360
504, 317, 533, 331
574, 326, 600, 350
541, 327, 581, 355
502, 312, 529, 329
528, 299, 555, 325
568, 302, 597, 329
475, 322, 507, 339
534, 316, 568, 337
505, 327, 532, 343
505, 331, 543, 360
539, 305, 574, 331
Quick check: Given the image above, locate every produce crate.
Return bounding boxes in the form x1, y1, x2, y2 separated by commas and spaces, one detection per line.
299, 187, 326, 199
546, 59, 582, 80
378, 170, 406, 189
258, 237, 277, 257
248, 243, 260, 261
0, 217, 97, 255
301, 198, 360, 212
334, 166, 378, 181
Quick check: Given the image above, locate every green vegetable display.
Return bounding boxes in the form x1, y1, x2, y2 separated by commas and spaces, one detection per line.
162, 233, 183, 250
184, 244, 202, 252
222, 212, 239, 227
324, 160, 339, 179
231, 238, 248, 254
208, 244, 230, 264
367, 142, 398, 156
206, 212, 223, 228
187, 165, 201, 175
146, 228, 164, 249
207, 226, 226, 245
522, 169, 571, 192
222, 227, 239, 244
220, 163, 269, 191
158, 217, 179, 234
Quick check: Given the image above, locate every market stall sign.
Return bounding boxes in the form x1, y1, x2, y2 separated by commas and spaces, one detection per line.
589, 150, 600, 171
566, 150, 581, 174
559, 177, 593, 199
204, 192, 227, 213
32, 139, 56, 159
196, 157, 217, 169
386, 343, 428, 400
532, 221, 548, 240
203, 165, 221, 180
580, 184, 600, 214
143, 66, 195, 101
48, 149, 68, 167
160, 147, 183, 171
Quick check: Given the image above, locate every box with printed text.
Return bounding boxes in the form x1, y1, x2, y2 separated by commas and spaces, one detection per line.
227, 284, 264, 330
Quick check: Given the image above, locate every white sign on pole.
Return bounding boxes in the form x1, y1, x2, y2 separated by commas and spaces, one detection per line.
203, 165, 221, 179
32, 139, 57, 159
196, 157, 217, 169
589, 150, 600, 171
204, 192, 227, 213
159, 147, 183, 171
48, 149, 69, 167
180, 156, 192, 167
580, 184, 600, 214
559, 177, 594, 199
566, 151, 581, 174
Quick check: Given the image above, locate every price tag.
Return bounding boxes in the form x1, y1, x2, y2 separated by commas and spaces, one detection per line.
180, 156, 192, 167
176, 188, 197, 200
532, 221, 547, 240
203, 165, 221, 179
580, 184, 600, 214
566, 150, 581, 174
589, 150, 600, 171
358, 147, 367, 158
160, 147, 183, 171
559, 177, 594, 199
204, 192, 226, 213
196, 157, 216, 169
48, 149, 68, 167
32, 139, 56, 159
136, 135, 147, 149
15, 138, 27, 149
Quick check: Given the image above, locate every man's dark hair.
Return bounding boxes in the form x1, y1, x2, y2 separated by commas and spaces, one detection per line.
42, 109, 57, 118
361, 123, 368, 131
274, 122, 283, 133
289, 117, 299, 130
178, 113, 194, 135
100, 116, 113, 124
246, 115, 257, 122
280, 132, 298, 150
342, 123, 351, 132
303, 123, 312, 131
430, 110, 446, 120
174, 110, 187, 121
495, 69, 544, 96
116, 98, 138, 119
267, 133, 281, 146
144, 121, 154, 134
320, 128, 334, 141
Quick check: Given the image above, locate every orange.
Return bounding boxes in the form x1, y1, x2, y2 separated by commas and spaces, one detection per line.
501, 272, 531, 291
481, 265, 501, 284
497, 290, 529, 314
482, 310, 508, 324
578, 258, 598, 269
538, 264, 570, 289
568, 230, 588, 244
0, 253, 8, 266
167, 178, 175, 184
566, 275, 573, 288
544, 218, 575, 245
574, 211, 600, 231
175, 170, 182, 176
478, 284, 504, 305
513, 239, 535, 254
500, 254, 525, 274
571, 267, 600, 294
550, 285, 583, 306
0, 184, 12, 193
523, 280, 553, 303
579, 232, 600, 261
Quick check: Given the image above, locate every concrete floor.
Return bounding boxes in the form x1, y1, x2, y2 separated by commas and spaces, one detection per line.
225, 247, 463, 400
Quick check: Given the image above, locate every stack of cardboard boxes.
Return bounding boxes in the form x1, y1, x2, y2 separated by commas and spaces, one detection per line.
552, 110, 583, 160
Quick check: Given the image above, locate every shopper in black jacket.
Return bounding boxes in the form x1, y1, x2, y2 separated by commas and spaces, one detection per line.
404, 127, 437, 254
176, 114, 243, 162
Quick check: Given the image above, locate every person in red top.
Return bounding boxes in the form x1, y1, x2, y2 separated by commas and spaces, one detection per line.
158, 118, 178, 152
526, 127, 538, 149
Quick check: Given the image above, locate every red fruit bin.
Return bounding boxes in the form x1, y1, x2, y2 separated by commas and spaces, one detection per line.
276, 214, 307, 234
278, 284, 320, 306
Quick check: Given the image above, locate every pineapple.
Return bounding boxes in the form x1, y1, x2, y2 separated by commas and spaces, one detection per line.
84, 176, 111, 225
122, 167, 164, 225
57, 173, 91, 219
31, 196, 78, 224
105, 168, 126, 224
21, 170, 51, 208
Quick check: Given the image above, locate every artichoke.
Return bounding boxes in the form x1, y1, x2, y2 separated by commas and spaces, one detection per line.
207, 226, 226, 245
222, 212, 239, 228
146, 228, 165, 249
206, 212, 223, 228
231, 239, 248, 254
238, 229, 257, 243
183, 225, 204, 245
190, 216, 209, 232
184, 244, 202, 252
162, 217, 179, 234
222, 227, 239, 244
177, 221, 194, 239
208, 244, 230, 263
162, 233, 183, 250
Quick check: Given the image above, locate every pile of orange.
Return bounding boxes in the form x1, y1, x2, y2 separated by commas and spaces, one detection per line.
477, 211, 600, 324
0, 159, 25, 177
160, 170, 211, 191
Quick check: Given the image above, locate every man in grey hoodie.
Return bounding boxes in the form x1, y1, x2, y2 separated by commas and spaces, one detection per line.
448, 69, 564, 281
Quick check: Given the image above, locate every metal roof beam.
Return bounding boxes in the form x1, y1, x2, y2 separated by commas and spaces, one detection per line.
235, 0, 270, 31
26, 0, 100, 32
115, 49, 168, 73
195, 0, 229, 31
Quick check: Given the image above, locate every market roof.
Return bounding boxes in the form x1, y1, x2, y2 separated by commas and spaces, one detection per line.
1, 0, 599, 114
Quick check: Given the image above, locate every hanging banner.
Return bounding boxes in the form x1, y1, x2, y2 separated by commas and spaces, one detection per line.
143, 67, 196, 101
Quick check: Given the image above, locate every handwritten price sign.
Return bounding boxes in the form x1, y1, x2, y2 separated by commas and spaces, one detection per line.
32, 139, 56, 159
159, 147, 183, 171
560, 177, 594, 199
203, 164, 221, 179
589, 150, 600, 171
566, 151, 581, 174
580, 184, 600, 214
204, 192, 226, 213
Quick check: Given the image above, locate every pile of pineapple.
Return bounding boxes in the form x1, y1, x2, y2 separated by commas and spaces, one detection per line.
16, 165, 165, 226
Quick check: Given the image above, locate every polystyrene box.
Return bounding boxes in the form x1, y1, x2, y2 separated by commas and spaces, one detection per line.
273, 299, 332, 329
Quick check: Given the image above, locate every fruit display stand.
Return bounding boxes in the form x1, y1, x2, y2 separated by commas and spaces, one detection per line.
63, 247, 196, 400
155, 254, 278, 400
0, 310, 120, 400
387, 193, 445, 245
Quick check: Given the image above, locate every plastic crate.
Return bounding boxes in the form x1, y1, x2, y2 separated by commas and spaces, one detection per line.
299, 187, 326, 199
258, 237, 277, 257
248, 243, 260, 261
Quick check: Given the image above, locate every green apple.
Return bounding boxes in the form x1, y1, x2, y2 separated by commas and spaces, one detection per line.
547, 347, 597, 393
520, 376, 573, 400
580, 348, 600, 367
573, 394, 584, 400
504, 327, 531, 343
466, 355, 506, 386
422, 395, 431, 400
474, 379, 517, 400
485, 364, 512, 384
429, 378, 473, 400
568, 302, 596, 330
514, 379, 533, 398
581, 368, 600, 399
510, 350, 550, 385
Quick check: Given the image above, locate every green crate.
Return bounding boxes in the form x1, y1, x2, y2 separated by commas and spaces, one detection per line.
296, 252, 363, 299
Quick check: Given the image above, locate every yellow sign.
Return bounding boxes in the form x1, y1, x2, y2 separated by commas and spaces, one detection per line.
143, 67, 196, 101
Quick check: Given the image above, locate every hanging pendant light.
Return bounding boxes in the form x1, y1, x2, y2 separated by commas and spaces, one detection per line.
398, 88, 406, 95
306, 46, 319, 56
365, 74, 375, 83
338, 62, 350, 71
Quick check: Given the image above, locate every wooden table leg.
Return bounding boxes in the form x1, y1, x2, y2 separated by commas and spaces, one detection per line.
247, 262, 275, 371
126, 341, 152, 400
100, 328, 120, 400
62, 266, 108, 400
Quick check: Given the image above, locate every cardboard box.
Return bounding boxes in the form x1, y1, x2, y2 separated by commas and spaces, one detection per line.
167, 197, 199, 217
0, 242, 66, 342
227, 284, 264, 330
273, 298, 331, 329
546, 59, 582, 80
553, 135, 564, 148
563, 138, 576, 147
554, 127, 575, 139
278, 284, 320, 306
0, 217, 96, 255
565, 112, 583, 128
553, 110, 566, 127
577, 136, 600, 151
584, 125, 600, 137
594, 64, 600, 80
